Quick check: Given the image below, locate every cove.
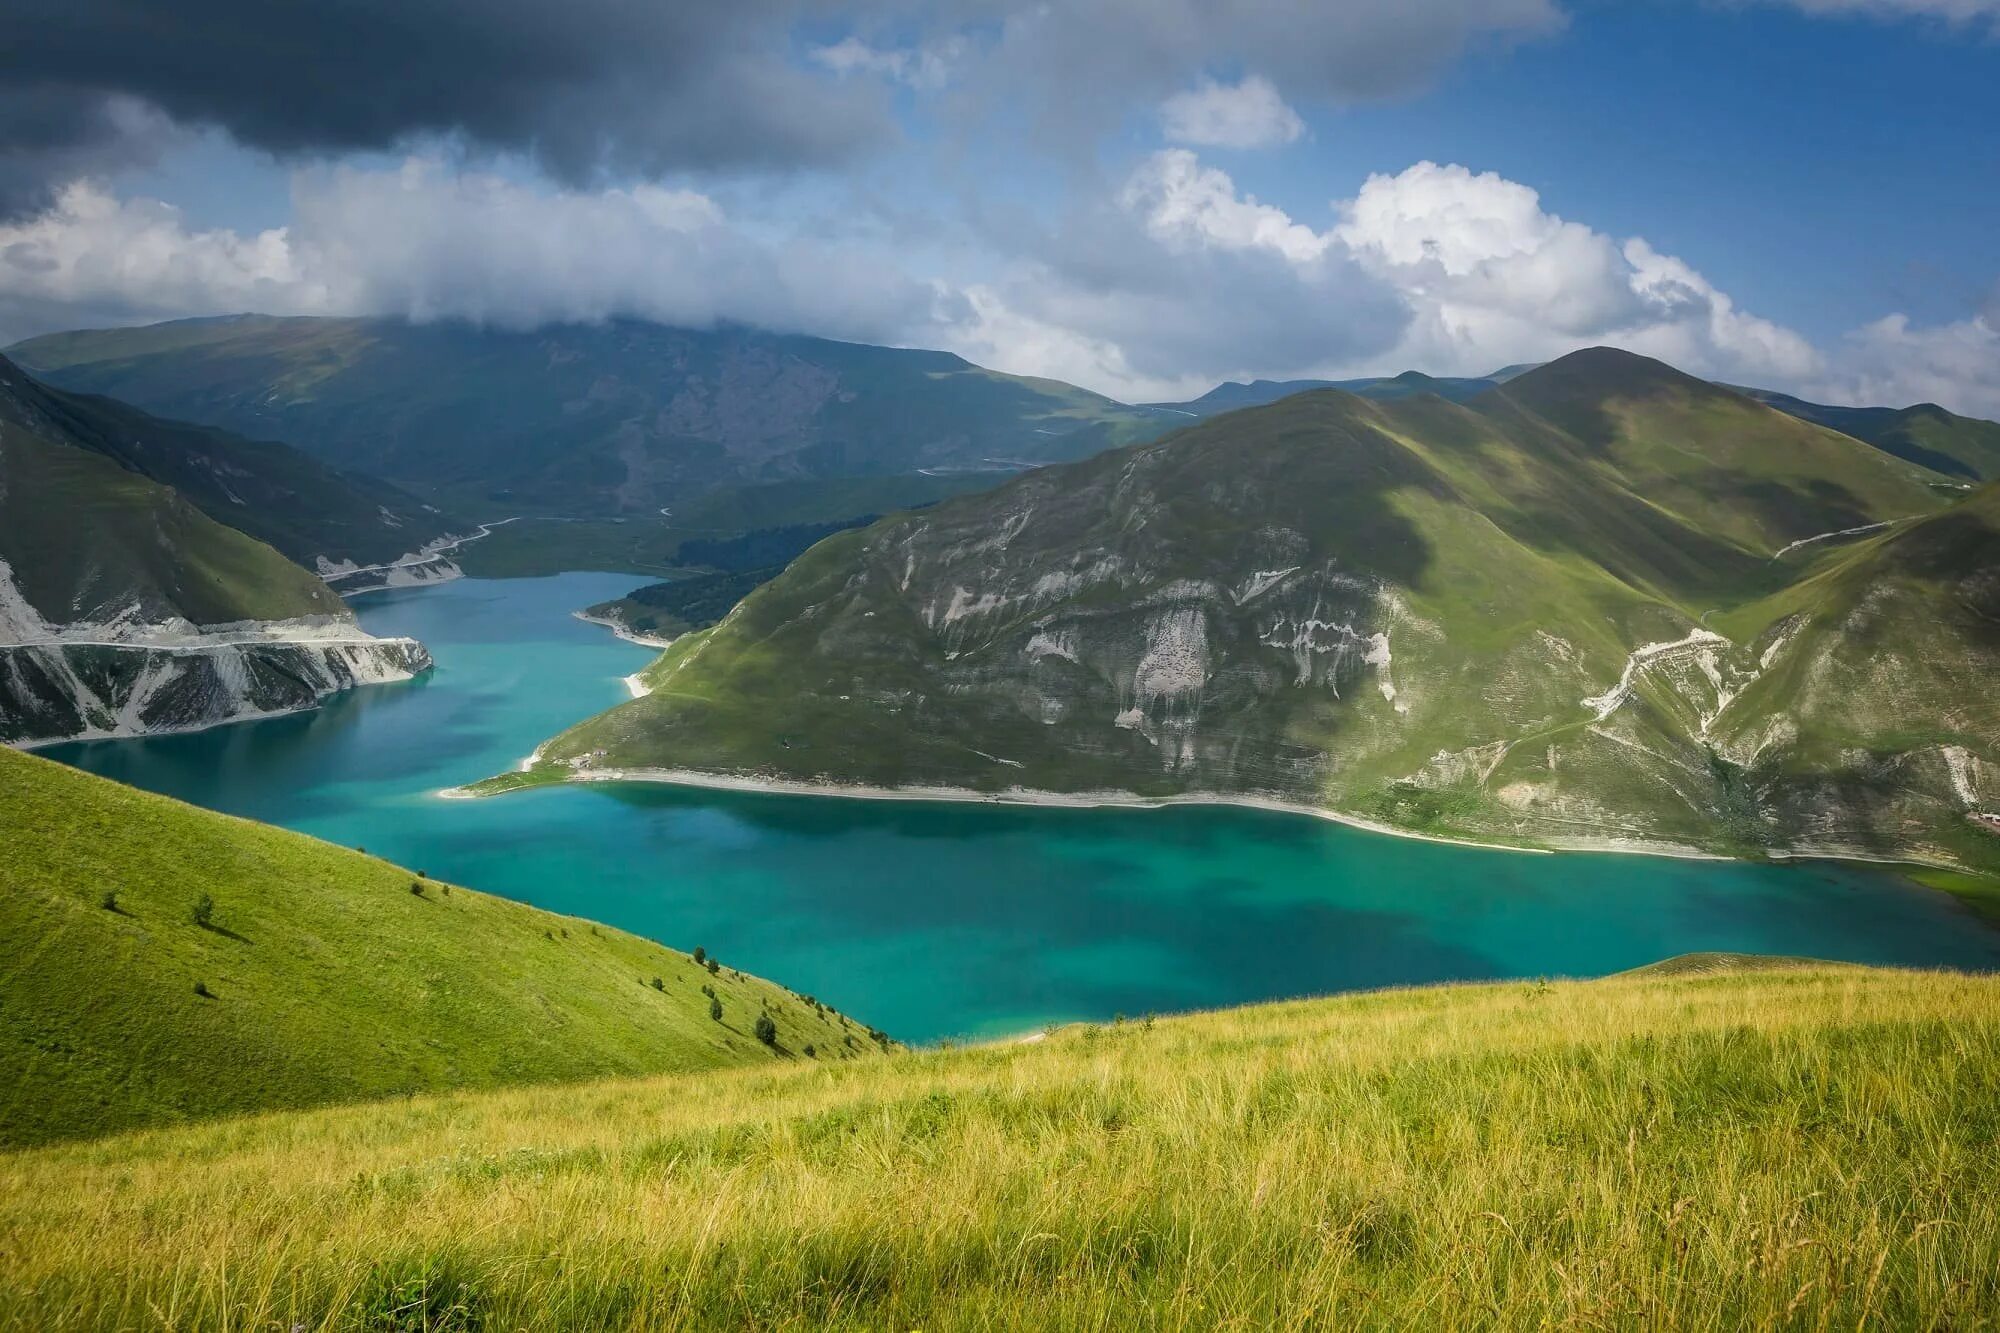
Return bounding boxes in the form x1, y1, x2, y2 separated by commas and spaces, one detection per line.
45, 573, 2000, 1042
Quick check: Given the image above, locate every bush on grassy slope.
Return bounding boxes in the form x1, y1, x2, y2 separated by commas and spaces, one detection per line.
0, 747, 878, 1147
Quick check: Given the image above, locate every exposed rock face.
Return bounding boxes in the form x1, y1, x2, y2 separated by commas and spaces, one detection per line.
0, 556, 432, 747
1, 629, 432, 747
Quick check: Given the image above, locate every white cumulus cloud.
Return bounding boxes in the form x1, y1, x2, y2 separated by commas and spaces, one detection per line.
4, 151, 1995, 420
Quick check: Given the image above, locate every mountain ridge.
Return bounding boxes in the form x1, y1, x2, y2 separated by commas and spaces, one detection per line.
487, 347, 1999, 873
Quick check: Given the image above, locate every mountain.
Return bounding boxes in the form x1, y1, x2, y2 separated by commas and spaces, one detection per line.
1738, 386, 2000, 483
0, 355, 460, 575
0, 361, 432, 745
1148, 369, 1502, 418
485, 348, 1998, 872
7, 315, 1177, 517
0, 746, 885, 1147
4, 959, 1994, 1328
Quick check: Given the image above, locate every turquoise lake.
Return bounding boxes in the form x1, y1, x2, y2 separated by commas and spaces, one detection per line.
47, 572, 2000, 1041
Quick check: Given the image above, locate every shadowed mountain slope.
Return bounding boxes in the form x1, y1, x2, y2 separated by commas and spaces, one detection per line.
9, 316, 1176, 517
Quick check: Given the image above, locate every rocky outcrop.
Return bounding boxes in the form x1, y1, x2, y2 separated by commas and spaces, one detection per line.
0, 603, 432, 748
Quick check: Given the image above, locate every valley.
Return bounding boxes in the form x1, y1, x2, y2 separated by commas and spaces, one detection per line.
42, 574, 2000, 1057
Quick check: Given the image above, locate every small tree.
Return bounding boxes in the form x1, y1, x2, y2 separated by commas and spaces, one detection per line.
693, 946, 706, 966
709, 995, 723, 1023
100, 889, 119, 913
410, 881, 425, 897
754, 1013, 778, 1046
706, 958, 720, 976
651, 976, 666, 992
191, 893, 215, 929
193, 981, 214, 998
803, 1044, 816, 1058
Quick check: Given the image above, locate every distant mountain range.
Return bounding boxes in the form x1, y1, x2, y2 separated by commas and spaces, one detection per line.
8, 316, 1178, 518
0, 355, 442, 746
16, 319, 1993, 536
1145, 368, 1511, 417
500, 347, 2000, 872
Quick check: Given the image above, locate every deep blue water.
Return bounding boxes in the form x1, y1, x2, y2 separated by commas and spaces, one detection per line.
47, 573, 2000, 1041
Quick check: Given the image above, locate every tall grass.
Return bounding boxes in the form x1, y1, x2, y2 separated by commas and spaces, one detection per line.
3, 964, 1997, 1329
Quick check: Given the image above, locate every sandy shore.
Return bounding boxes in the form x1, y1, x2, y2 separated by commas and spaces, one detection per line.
435, 765, 1989, 878
571, 610, 676, 650
492, 763, 1577, 855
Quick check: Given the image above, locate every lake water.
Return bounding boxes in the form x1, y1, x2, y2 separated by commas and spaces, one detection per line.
47, 573, 2000, 1041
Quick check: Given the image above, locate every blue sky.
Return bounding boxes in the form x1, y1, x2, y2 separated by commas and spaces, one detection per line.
1, 0, 1995, 413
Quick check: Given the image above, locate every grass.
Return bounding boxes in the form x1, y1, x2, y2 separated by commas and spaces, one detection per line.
0, 962, 1995, 1329
0, 747, 885, 1149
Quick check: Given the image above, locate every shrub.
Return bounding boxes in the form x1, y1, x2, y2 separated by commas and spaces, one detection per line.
410, 882, 425, 897
754, 1013, 778, 1046
441, 884, 450, 897
709, 996, 724, 1023
693, 947, 706, 965
190, 894, 214, 929
100, 890, 119, 912
804, 1044, 817, 1058
651, 976, 666, 992
193, 981, 213, 999
706, 958, 720, 976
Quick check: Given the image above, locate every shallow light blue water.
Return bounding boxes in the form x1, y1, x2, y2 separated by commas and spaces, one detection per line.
46, 573, 2000, 1041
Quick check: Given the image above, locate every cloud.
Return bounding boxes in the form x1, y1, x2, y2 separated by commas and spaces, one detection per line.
1812, 309, 2000, 419
1769, 0, 2000, 23
1159, 77, 1305, 149
1331, 161, 1821, 382
5, 151, 1993, 420
0, 0, 1571, 217
0, 90, 180, 220
811, 37, 961, 90
0, 0, 897, 220
0, 164, 937, 347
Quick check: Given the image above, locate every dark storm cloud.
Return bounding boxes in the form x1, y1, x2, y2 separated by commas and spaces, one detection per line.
0, 87, 178, 218
0, 0, 894, 218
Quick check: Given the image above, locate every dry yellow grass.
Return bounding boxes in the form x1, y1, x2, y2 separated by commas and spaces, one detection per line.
3, 961, 1997, 1330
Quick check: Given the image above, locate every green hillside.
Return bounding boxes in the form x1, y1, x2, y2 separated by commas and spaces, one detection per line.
0, 747, 886, 1149
1742, 386, 2000, 482
0, 354, 455, 569
484, 348, 1998, 873
0, 418, 341, 629
8, 316, 1172, 518
2, 962, 1994, 1329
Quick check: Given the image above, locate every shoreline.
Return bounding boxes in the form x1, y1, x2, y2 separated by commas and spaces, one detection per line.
441, 765, 1993, 882
571, 610, 677, 650
444, 763, 1774, 860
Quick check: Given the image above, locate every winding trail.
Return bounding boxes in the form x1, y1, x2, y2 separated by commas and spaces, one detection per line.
323, 517, 520, 589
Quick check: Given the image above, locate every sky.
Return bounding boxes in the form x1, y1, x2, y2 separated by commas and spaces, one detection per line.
0, 0, 1995, 413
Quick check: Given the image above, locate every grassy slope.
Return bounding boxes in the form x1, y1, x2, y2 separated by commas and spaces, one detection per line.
1491, 348, 1947, 560
0, 426, 342, 626
0, 354, 455, 568
2, 963, 1995, 1329
0, 748, 884, 1148
1742, 386, 2000, 483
